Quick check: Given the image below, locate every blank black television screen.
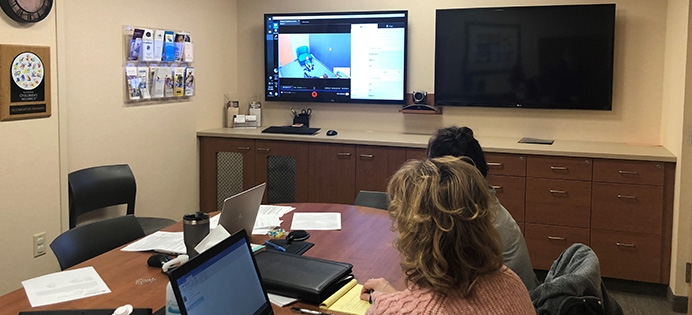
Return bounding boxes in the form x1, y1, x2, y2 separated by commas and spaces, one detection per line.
265, 11, 407, 104
435, 4, 615, 110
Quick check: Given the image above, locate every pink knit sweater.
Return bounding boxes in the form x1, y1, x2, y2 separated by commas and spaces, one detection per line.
366, 266, 534, 315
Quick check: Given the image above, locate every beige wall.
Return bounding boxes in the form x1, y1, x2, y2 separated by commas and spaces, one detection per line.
0, 11, 61, 294
59, 0, 238, 223
0, 0, 239, 295
661, 0, 692, 298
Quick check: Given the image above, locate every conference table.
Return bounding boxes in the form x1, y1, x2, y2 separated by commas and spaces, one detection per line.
0, 203, 405, 315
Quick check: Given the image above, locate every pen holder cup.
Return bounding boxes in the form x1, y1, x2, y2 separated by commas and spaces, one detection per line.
183, 212, 210, 258
293, 114, 310, 128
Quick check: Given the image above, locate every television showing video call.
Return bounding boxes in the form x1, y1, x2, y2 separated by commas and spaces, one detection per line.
265, 11, 407, 104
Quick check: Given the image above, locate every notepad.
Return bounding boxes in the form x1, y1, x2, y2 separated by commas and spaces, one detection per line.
320, 279, 371, 315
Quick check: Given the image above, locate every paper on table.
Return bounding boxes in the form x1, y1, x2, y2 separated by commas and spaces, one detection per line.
258, 205, 295, 216
121, 231, 186, 255
195, 224, 231, 254
320, 279, 370, 315
268, 293, 298, 307
290, 212, 342, 230
22, 266, 111, 307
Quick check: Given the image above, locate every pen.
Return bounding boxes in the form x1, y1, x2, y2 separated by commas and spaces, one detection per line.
290, 307, 332, 315
264, 240, 286, 252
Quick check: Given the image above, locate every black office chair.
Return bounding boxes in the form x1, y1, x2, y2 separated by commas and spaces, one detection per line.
68, 164, 176, 235
354, 190, 389, 210
50, 215, 145, 270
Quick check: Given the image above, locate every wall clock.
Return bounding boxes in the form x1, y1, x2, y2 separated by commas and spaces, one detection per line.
0, 0, 53, 23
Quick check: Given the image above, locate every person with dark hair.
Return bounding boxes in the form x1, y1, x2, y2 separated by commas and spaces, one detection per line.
427, 126, 539, 291
360, 157, 534, 314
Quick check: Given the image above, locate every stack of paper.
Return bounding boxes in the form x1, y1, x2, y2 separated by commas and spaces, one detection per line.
22, 267, 111, 307
121, 231, 186, 255
252, 205, 295, 234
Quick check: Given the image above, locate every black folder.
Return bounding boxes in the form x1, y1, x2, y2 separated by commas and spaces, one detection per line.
255, 250, 353, 304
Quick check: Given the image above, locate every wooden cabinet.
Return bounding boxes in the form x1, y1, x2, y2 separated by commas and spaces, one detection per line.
198, 135, 674, 284
485, 153, 526, 225
355, 145, 406, 193
308, 143, 356, 204
255, 140, 310, 204
199, 137, 255, 212
590, 159, 669, 283
525, 223, 590, 270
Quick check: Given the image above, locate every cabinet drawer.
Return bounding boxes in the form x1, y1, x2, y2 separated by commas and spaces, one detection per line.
527, 156, 592, 180
591, 229, 662, 283
525, 223, 590, 270
487, 175, 525, 222
525, 178, 591, 227
592, 183, 663, 234
593, 159, 665, 185
486, 153, 526, 176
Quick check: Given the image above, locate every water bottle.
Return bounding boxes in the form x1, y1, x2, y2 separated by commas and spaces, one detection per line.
165, 282, 181, 315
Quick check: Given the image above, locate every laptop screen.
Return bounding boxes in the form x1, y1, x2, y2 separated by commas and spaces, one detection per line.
170, 231, 272, 315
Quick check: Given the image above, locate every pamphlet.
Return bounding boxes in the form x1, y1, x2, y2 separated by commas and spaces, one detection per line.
183, 33, 194, 62
138, 66, 150, 99
125, 66, 140, 100
163, 31, 176, 62
128, 28, 144, 60
174, 32, 188, 61
153, 30, 165, 61
149, 65, 164, 98
184, 67, 195, 96
162, 66, 173, 97
173, 67, 185, 96
141, 29, 154, 61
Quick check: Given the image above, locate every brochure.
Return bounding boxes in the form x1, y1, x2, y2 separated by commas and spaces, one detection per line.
184, 67, 195, 96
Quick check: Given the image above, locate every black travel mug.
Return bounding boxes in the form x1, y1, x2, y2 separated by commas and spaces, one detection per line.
183, 211, 210, 258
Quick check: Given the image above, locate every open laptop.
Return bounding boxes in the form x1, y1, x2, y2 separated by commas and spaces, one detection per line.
168, 229, 273, 315
218, 183, 266, 235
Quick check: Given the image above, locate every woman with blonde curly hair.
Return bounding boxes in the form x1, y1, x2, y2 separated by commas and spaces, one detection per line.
360, 156, 534, 314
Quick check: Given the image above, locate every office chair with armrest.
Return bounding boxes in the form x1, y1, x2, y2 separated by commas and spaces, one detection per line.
354, 191, 389, 210
50, 215, 145, 270
68, 164, 176, 235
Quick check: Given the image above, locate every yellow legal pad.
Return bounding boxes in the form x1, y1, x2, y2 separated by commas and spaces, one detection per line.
320, 279, 371, 315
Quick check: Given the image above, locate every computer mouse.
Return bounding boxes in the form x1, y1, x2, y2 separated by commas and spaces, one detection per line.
326, 130, 338, 136
147, 253, 173, 268
286, 230, 310, 244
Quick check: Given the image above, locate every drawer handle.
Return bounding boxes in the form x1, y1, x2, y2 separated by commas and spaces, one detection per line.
617, 194, 637, 200
549, 190, 568, 194
616, 242, 636, 247
257, 148, 271, 152
237, 146, 251, 151
336, 152, 352, 157
487, 162, 503, 167
618, 170, 639, 175
360, 154, 374, 159
548, 236, 566, 241
550, 166, 568, 171
490, 185, 503, 191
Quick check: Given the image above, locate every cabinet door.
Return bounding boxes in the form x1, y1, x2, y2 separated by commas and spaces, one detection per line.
486, 175, 525, 223
255, 140, 310, 204
525, 178, 591, 228
356, 146, 407, 193
199, 137, 255, 212
525, 223, 590, 270
486, 153, 526, 176
309, 143, 356, 204
591, 229, 662, 282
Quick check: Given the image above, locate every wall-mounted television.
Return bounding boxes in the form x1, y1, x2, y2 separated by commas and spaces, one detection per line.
435, 4, 615, 110
265, 11, 407, 105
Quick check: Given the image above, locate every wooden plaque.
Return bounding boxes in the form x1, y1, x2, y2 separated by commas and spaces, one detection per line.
0, 44, 51, 121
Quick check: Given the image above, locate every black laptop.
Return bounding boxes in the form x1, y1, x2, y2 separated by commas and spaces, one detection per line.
168, 229, 273, 315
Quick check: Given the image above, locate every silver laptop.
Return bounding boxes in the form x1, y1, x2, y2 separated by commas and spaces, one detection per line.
218, 183, 266, 235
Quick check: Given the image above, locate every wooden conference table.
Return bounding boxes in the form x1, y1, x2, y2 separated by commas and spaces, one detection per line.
0, 203, 404, 315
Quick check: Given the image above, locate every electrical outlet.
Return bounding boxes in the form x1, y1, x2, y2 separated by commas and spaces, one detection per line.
33, 232, 46, 258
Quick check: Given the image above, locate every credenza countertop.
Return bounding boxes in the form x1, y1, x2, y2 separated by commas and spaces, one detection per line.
197, 128, 677, 163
